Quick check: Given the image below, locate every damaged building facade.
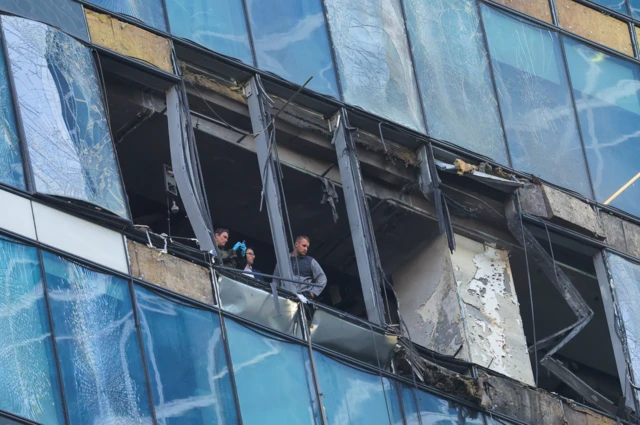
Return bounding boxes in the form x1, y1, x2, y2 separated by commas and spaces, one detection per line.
1, 0, 640, 424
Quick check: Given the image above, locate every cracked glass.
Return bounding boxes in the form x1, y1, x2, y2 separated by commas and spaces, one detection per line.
563, 37, 640, 216
314, 352, 403, 425
2, 17, 128, 218
404, 0, 508, 164
324, 0, 425, 132
135, 286, 238, 425
43, 251, 152, 425
166, 0, 253, 65
401, 385, 484, 425
0, 0, 88, 41
246, 0, 339, 98
83, 0, 166, 31
0, 28, 23, 190
225, 319, 321, 425
482, 6, 592, 198
0, 239, 64, 425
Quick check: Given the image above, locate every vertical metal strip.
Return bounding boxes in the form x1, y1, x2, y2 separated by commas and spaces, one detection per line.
549, 0, 560, 25
239, 0, 258, 67
300, 304, 329, 425
320, 0, 345, 100
629, 21, 639, 59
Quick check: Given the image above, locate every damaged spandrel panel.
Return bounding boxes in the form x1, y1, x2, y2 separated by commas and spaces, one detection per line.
0, 28, 23, 190
82, 0, 167, 31
166, 0, 254, 65
606, 253, 640, 394
0, 239, 64, 425
42, 251, 152, 425
2, 17, 128, 218
482, 6, 593, 198
401, 385, 484, 425
324, 0, 425, 132
0, 0, 88, 41
403, 0, 508, 165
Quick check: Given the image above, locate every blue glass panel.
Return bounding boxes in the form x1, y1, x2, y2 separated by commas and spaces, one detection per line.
324, 0, 425, 132
0, 239, 64, 424
404, 0, 508, 164
591, 0, 628, 14
42, 251, 152, 425
314, 352, 403, 425
401, 385, 484, 425
0, 29, 23, 190
166, 0, 253, 65
83, 0, 166, 31
631, 0, 640, 19
225, 319, 320, 425
246, 0, 339, 97
563, 37, 640, 216
482, 6, 592, 198
135, 286, 238, 425
0, 0, 88, 41
3, 17, 128, 218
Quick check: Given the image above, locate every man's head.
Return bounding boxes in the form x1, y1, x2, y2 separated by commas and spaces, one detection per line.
214, 228, 229, 247
294, 236, 310, 256
246, 248, 256, 266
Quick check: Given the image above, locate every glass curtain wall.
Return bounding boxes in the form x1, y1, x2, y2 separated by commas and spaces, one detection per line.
81, 0, 167, 30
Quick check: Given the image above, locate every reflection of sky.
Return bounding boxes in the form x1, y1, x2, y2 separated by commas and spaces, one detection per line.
402, 386, 485, 425
632, 0, 640, 19
84, 0, 167, 30
591, 0, 628, 14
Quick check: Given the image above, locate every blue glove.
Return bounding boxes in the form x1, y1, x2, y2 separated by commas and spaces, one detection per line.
233, 241, 247, 257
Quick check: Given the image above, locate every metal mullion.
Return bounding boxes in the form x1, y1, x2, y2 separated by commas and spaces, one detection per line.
320, 0, 344, 101
549, 0, 560, 25
630, 21, 640, 58
37, 248, 72, 425
299, 304, 329, 425
239, 0, 258, 67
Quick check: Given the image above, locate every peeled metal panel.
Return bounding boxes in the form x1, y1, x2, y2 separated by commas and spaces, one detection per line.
324, 0, 425, 132
557, 0, 633, 56
493, 0, 553, 23
309, 308, 397, 368
2, 16, 128, 218
32, 202, 128, 274
217, 275, 300, 336
403, 0, 508, 164
0, 189, 35, 240
0, 0, 88, 41
83, 0, 166, 31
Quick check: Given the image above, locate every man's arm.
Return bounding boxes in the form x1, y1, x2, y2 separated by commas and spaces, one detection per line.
310, 259, 327, 296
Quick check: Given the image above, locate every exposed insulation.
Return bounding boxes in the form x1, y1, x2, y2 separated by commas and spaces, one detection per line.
557, 0, 633, 56
127, 239, 214, 305
493, 0, 552, 23
86, 9, 173, 73
563, 402, 617, 425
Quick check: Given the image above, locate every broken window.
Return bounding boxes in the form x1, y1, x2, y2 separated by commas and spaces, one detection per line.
43, 251, 153, 424
2, 17, 128, 218
135, 286, 238, 425
166, 0, 253, 65
313, 352, 404, 424
401, 385, 484, 424
0, 27, 23, 190
563, 37, 640, 217
0, 238, 64, 425
324, 0, 425, 132
0, 0, 88, 41
481, 6, 593, 198
225, 319, 322, 425
246, 0, 339, 98
403, 0, 508, 165
82, 0, 167, 31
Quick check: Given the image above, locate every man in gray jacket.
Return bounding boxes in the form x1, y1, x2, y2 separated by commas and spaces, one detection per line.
273, 235, 327, 298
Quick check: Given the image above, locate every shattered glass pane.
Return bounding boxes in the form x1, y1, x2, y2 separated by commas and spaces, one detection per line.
563, 37, 640, 217
0, 29, 23, 190
401, 385, 484, 425
0, 0, 89, 41
42, 251, 152, 425
0, 239, 64, 425
2, 17, 128, 218
403, 0, 508, 164
225, 319, 321, 425
135, 286, 238, 425
324, 0, 425, 132
82, 0, 166, 31
591, 0, 628, 14
166, 0, 253, 65
482, 6, 592, 198
313, 352, 404, 425
606, 253, 640, 392
246, 0, 339, 98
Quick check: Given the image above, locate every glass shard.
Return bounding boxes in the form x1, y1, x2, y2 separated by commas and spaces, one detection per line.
0, 239, 64, 425
0, 0, 88, 41
324, 0, 425, 132
563, 37, 640, 216
404, 0, 508, 164
225, 319, 321, 425
401, 385, 484, 425
314, 352, 403, 424
135, 286, 238, 425
166, 0, 253, 65
482, 6, 593, 198
82, 0, 166, 31
2, 16, 128, 217
246, 0, 339, 98
43, 251, 152, 425
0, 28, 23, 190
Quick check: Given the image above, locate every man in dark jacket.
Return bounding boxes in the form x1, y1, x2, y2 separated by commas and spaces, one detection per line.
273, 235, 327, 298
214, 228, 245, 269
